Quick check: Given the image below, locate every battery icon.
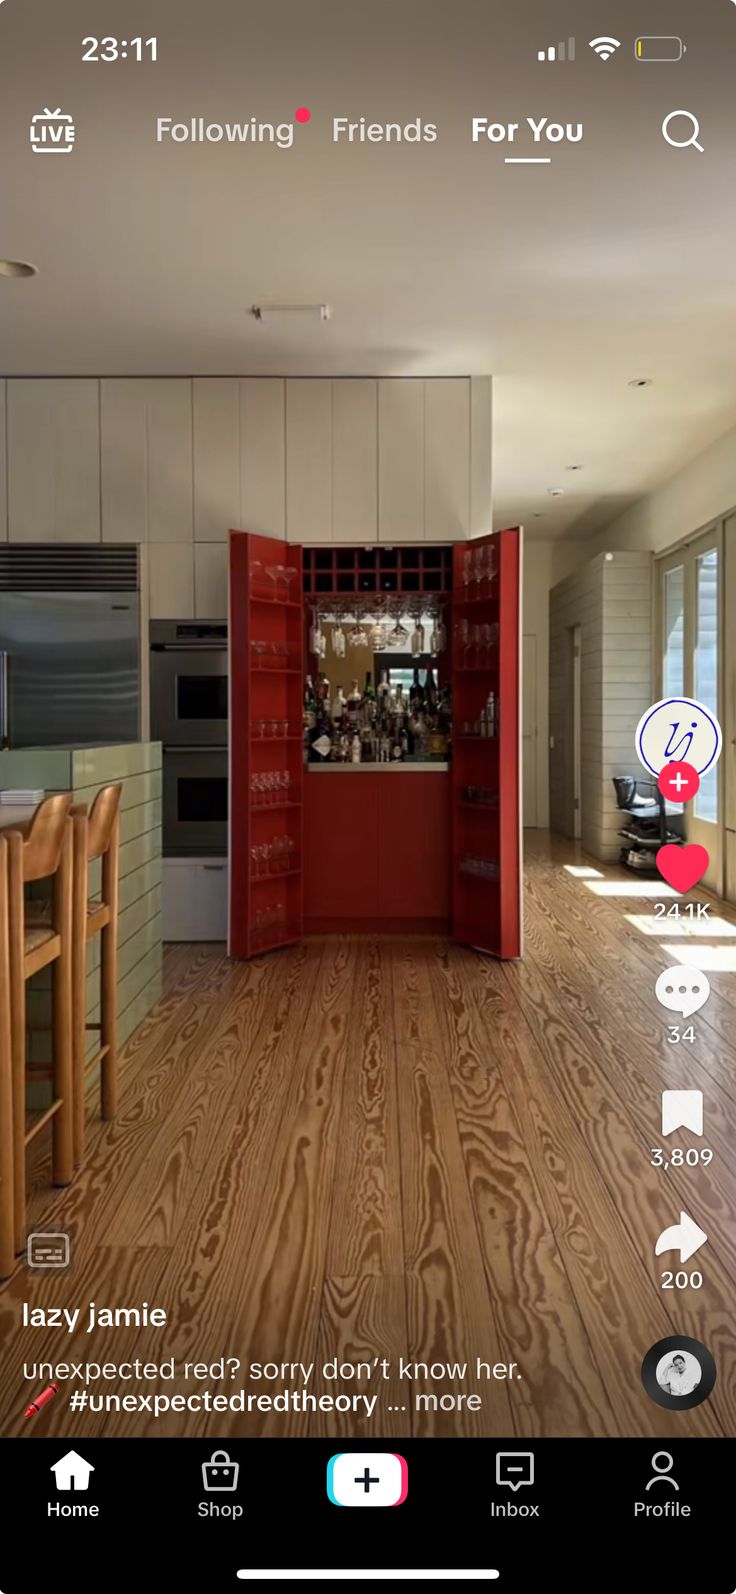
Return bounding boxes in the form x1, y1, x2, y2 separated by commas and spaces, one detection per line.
635, 36, 686, 61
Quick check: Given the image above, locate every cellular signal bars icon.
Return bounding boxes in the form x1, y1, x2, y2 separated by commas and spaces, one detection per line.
538, 37, 576, 62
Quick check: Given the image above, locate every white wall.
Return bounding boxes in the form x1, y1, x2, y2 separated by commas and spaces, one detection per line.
523, 539, 579, 829
592, 419, 736, 556
550, 552, 652, 862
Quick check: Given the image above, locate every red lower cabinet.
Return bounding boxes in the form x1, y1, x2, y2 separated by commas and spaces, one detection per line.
304, 773, 451, 932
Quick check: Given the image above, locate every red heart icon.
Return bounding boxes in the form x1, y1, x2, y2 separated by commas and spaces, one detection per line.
656, 843, 709, 892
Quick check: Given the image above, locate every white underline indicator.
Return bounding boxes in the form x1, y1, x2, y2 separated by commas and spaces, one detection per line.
505, 156, 552, 163
236, 1575, 501, 1583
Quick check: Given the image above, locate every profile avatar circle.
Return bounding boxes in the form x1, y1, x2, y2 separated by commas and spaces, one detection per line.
641, 1335, 716, 1411
635, 697, 722, 779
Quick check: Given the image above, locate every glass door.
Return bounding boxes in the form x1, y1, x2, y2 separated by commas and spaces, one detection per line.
451, 526, 522, 958
229, 529, 305, 959
658, 528, 721, 891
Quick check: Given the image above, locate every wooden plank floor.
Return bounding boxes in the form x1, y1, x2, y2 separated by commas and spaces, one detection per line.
2, 831, 735, 1439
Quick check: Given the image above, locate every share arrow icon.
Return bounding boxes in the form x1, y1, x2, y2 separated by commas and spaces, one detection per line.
655, 1211, 708, 1264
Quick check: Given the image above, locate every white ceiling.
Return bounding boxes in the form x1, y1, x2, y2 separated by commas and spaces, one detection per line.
2, 0, 736, 540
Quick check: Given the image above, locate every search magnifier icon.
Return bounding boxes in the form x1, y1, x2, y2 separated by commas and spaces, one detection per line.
662, 109, 704, 152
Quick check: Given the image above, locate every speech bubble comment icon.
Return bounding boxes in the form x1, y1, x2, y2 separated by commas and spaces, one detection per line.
655, 965, 710, 1020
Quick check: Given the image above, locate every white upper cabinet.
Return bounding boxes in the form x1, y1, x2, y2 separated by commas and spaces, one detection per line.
0, 382, 6, 541
148, 543, 194, 619
193, 378, 286, 542
332, 379, 378, 544
194, 543, 228, 618
193, 379, 241, 542
378, 379, 425, 542
101, 379, 193, 543
8, 379, 101, 543
424, 379, 471, 542
469, 376, 493, 537
286, 379, 332, 543
239, 377, 286, 539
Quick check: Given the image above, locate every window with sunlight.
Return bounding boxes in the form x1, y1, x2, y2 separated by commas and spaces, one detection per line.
694, 548, 718, 823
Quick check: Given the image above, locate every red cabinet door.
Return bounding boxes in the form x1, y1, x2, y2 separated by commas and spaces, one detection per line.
229, 529, 304, 959
451, 526, 522, 958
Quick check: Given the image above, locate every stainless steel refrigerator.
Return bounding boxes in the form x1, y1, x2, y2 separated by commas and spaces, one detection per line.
0, 591, 139, 749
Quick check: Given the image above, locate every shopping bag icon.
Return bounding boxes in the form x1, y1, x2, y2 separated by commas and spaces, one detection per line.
202, 1449, 239, 1492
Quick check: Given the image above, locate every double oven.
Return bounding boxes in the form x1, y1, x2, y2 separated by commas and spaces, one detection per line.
150, 621, 228, 856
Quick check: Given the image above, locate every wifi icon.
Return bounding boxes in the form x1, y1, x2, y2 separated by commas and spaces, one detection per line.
589, 36, 621, 60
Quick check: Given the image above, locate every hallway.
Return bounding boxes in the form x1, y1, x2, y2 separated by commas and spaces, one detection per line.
2, 833, 735, 1441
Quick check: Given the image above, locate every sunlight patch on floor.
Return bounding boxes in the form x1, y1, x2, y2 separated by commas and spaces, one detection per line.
564, 865, 604, 879
584, 880, 678, 898
626, 913, 736, 938
660, 943, 736, 972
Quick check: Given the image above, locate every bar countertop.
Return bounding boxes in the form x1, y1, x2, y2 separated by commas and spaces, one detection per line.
306, 761, 449, 773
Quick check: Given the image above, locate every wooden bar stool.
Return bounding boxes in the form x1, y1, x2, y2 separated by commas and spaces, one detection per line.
7, 794, 74, 1254
0, 837, 14, 1278
69, 783, 122, 1163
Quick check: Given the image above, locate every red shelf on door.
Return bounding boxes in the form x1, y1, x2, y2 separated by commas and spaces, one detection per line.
229, 530, 305, 959
451, 528, 521, 959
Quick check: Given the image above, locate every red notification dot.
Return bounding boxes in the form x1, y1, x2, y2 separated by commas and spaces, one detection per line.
658, 761, 700, 803
295, 107, 312, 123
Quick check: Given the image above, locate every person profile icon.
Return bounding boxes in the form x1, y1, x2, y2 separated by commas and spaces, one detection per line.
645, 1451, 679, 1491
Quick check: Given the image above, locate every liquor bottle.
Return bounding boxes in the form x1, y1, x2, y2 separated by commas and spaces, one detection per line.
377, 668, 390, 703
351, 732, 362, 764
487, 691, 497, 738
410, 668, 422, 707
304, 675, 317, 721
362, 670, 376, 702
347, 679, 362, 731
331, 685, 346, 725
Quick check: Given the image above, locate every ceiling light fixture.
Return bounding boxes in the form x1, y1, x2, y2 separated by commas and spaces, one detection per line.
628, 377, 653, 387
565, 463, 583, 471
548, 487, 565, 497
250, 303, 331, 323
0, 259, 37, 278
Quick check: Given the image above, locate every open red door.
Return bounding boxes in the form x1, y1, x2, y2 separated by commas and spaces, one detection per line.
229, 530, 304, 959
451, 526, 522, 958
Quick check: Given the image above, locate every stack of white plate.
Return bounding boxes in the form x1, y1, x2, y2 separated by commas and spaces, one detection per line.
0, 789, 45, 805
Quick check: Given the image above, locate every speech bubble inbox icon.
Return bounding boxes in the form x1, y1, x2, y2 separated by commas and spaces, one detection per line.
496, 1451, 534, 1491
655, 1211, 708, 1264
662, 1089, 704, 1137
655, 965, 710, 1020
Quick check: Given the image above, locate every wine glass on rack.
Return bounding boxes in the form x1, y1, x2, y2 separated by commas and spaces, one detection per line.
250, 560, 264, 596
332, 603, 347, 658
309, 608, 326, 658
410, 603, 425, 657
284, 566, 298, 604
430, 605, 447, 655
462, 549, 472, 596
348, 610, 369, 648
387, 603, 409, 648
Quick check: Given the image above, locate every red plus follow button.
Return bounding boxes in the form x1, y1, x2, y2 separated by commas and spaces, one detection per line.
658, 761, 700, 802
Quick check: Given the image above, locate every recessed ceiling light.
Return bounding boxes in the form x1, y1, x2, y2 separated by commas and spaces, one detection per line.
628, 377, 653, 388
565, 463, 583, 471
548, 487, 565, 497
0, 259, 37, 278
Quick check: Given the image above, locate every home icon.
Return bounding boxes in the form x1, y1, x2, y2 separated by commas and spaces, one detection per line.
50, 1451, 95, 1492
